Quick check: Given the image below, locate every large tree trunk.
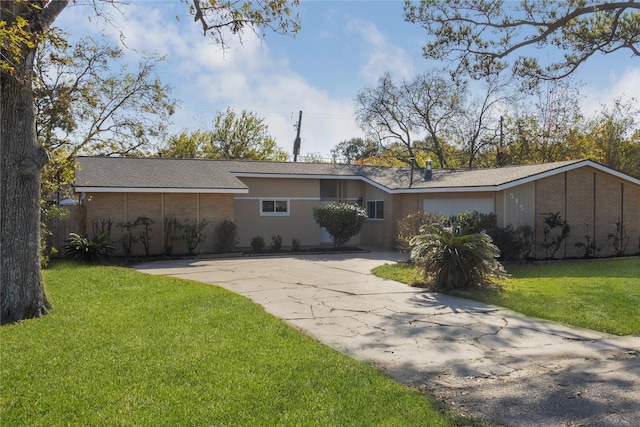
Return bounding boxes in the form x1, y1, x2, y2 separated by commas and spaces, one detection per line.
1, 0, 68, 324
1, 52, 51, 324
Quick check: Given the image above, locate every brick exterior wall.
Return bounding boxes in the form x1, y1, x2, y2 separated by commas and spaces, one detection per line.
594, 173, 622, 257
84, 192, 234, 256
535, 173, 567, 258
565, 168, 595, 258
535, 167, 640, 258
623, 184, 640, 255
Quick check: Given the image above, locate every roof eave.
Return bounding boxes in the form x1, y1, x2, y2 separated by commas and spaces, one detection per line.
75, 187, 249, 194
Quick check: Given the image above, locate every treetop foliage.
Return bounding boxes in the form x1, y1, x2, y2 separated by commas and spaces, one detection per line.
404, 0, 640, 85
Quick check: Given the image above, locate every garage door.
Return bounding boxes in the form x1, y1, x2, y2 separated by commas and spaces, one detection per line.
422, 198, 494, 217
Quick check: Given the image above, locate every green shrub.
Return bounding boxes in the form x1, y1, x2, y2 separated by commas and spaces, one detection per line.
116, 221, 138, 257
541, 212, 571, 259
134, 216, 155, 256
214, 219, 237, 253
270, 234, 283, 251
446, 211, 498, 235
164, 217, 181, 255
410, 223, 506, 291
396, 211, 444, 253
313, 203, 367, 248
182, 218, 209, 255
64, 232, 114, 264
608, 219, 630, 256
291, 238, 301, 252
251, 236, 265, 252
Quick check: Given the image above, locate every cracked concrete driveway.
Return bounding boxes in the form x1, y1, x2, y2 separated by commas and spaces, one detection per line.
137, 252, 640, 426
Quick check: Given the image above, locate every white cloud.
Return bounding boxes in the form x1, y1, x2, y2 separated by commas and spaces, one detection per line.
55, 2, 360, 158
581, 67, 640, 116
346, 18, 414, 82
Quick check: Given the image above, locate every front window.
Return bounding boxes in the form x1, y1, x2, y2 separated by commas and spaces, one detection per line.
366, 200, 384, 219
261, 199, 289, 216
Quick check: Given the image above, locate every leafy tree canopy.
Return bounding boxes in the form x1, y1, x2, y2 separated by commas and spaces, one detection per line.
162, 108, 289, 161
404, 0, 640, 85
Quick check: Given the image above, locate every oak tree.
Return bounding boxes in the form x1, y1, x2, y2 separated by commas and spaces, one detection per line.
404, 0, 640, 84
0, 0, 300, 324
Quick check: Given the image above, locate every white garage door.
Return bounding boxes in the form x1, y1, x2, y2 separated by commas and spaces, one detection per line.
423, 198, 494, 217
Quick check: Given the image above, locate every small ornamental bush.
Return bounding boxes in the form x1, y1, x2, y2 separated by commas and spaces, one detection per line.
291, 238, 301, 252
164, 217, 181, 255
270, 234, 283, 251
64, 232, 114, 264
182, 218, 209, 255
214, 219, 237, 253
396, 212, 444, 253
251, 236, 265, 252
313, 203, 367, 248
410, 223, 506, 291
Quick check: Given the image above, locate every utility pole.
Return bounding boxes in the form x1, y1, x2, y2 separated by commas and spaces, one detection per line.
293, 110, 302, 162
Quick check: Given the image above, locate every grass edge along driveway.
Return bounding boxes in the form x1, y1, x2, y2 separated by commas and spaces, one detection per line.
1, 262, 455, 427
373, 257, 640, 336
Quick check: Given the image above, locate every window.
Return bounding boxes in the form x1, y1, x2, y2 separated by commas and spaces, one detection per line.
261, 199, 289, 216
366, 200, 384, 219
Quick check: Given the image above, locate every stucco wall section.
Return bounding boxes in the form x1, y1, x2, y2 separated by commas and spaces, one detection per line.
234, 199, 321, 248
240, 177, 319, 198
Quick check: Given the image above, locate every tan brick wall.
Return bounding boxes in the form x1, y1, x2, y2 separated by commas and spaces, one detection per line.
199, 194, 235, 253
594, 172, 622, 257
84, 192, 235, 256
565, 168, 595, 258
534, 167, 640, 259
623, 184, 640, 255
535, 173, 567, 258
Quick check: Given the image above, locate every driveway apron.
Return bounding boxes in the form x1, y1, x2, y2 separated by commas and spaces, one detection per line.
137, 252, 640, 427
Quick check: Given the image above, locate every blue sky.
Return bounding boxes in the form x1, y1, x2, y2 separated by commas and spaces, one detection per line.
55, 1, 640, 160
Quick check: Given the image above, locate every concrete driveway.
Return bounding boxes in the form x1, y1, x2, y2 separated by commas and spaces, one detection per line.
137, 252, 640, 426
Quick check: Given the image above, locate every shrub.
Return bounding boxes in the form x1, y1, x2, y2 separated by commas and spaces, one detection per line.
575, 223, 600, 258
395, 212, 444, 253
163, 217, 181, 255
92, 218, 113, 237
410, 223, 506, 291
313, 203, 367, 248
540, 212, 571, 259
291, 238, 301, 252
270, 234, 283, 251
214, 220, 237, 253
182, 218, 209, 255
134, 216, 155, 256
64, 232, 114, 264
116, 221, 138, 257
251, 236, 265, 252
608, 219, 630, 256
446, 211, 498, 235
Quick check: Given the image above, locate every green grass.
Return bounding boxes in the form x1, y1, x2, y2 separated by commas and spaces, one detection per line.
1, 262, 452, 426
373, 257, 640, 336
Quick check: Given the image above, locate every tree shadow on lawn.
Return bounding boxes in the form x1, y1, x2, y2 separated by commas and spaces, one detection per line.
363, 290, 640, 426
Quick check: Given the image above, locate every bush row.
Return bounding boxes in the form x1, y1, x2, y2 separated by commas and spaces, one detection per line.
397, 211, 635, 260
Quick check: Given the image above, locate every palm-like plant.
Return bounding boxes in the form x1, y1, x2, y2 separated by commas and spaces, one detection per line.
64, 233, 114, 264
410, 223, 506, 291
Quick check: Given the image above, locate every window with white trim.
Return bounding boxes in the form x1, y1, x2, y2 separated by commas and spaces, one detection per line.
261, 199, 290, 216
366, 200, 384, 219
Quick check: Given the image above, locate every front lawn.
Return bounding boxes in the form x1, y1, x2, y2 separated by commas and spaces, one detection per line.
1, 262, 452, 426
373, 257, 640, 336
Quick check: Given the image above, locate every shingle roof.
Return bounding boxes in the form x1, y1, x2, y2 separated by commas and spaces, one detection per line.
75, 157, 638, 194
75, 157, 248, 193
